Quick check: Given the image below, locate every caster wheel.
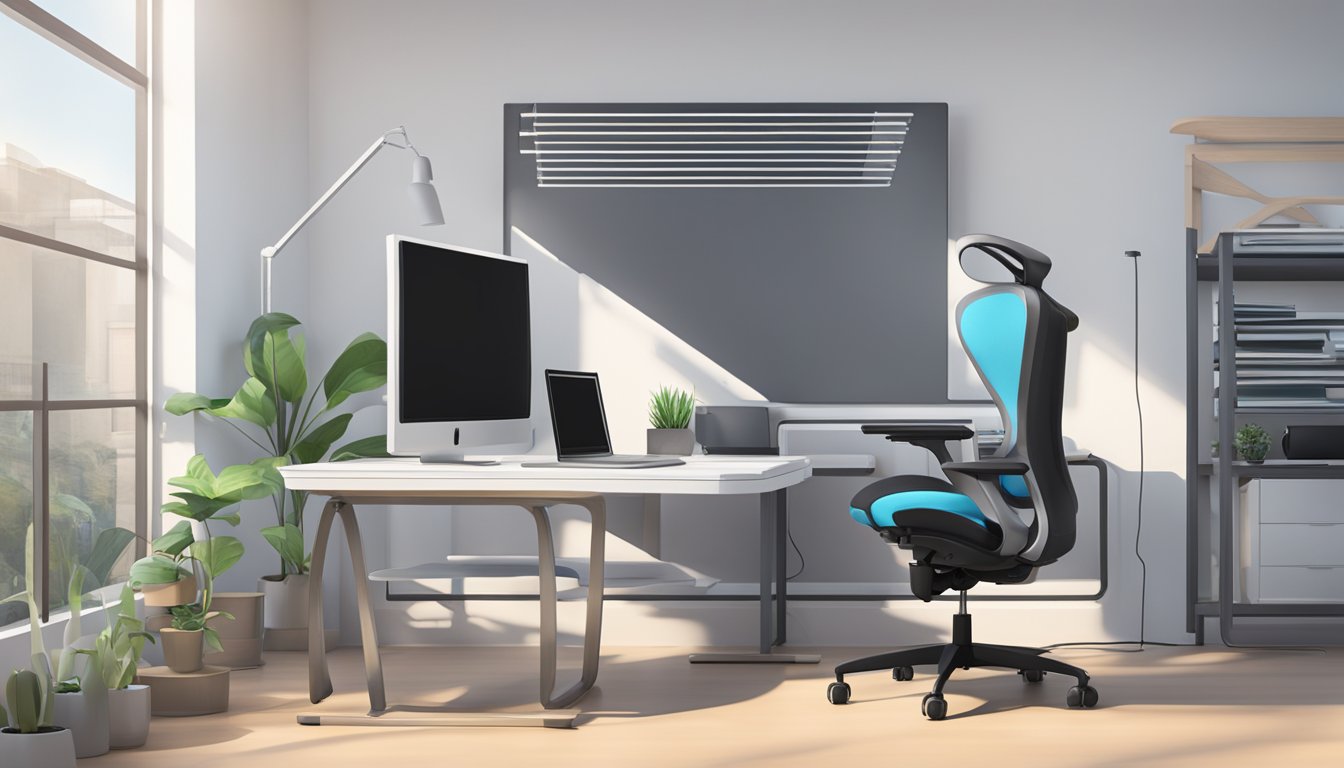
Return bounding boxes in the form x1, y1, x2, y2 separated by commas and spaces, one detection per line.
921, 693, 947, 721
827, 681, 851, 705
892, 666, 914, 681
1022, 669, 1045, 683
1066, 685, 1099, 708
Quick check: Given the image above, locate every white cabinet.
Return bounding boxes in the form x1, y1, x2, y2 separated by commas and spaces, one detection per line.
1247, 480, 1344, 603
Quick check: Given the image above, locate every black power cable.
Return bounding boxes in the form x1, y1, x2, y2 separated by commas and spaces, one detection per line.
1044, 250, 1157, 656
1125, 250, 1149, 649
786, 512, 805, 580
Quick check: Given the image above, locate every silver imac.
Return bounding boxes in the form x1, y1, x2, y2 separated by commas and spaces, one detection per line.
386, 234, 532, 463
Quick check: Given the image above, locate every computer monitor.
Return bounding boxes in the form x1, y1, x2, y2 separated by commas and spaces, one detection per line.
386, 235, 532, 463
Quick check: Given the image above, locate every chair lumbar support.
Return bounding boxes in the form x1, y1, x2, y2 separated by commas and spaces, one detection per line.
831, 234, 1097, 720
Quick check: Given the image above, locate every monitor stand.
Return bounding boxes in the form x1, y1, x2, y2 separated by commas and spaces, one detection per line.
419, 451, 501, 466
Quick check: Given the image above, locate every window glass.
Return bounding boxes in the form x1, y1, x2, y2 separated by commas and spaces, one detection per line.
47, 407, 136, 609
0, 411, 34, 627
0, 238, 136, 401
33, 0, 136, 65
0, 13, 135, 258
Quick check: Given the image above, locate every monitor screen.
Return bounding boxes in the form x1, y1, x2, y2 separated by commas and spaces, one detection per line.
546, 371, 613, 456
398, 239, 531, 423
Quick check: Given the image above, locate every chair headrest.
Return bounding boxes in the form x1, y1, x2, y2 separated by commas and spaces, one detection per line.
956, 234, 1052, 289
956, 234, 1078, 331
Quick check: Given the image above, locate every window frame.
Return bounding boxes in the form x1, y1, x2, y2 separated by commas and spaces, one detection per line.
0, 0, 148, 622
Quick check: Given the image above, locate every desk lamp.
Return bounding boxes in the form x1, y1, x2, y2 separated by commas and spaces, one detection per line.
259, 125, 444, 313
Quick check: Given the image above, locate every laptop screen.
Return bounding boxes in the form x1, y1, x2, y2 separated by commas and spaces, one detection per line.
546, 371, 613, 457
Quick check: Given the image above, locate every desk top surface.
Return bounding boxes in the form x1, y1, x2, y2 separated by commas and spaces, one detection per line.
279, 455, 812, 497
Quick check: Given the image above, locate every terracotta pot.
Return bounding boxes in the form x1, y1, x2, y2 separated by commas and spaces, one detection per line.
160, 627, 205, 673
206, 592, 264, 668
140, 573, 197, 607
0, 726, 76, 767
138, 665, 230, 717
107, 685, 151, 749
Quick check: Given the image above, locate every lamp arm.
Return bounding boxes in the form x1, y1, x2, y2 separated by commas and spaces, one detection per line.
259, 127, 413, 314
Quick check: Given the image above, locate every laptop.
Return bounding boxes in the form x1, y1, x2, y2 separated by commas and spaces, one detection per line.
523, 370, 685, 469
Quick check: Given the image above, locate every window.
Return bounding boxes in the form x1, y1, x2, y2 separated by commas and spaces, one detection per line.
0, 0, 145, 626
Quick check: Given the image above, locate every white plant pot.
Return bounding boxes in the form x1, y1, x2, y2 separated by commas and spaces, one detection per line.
0, 726, 77, 767
107, 685, 151, 749
260, 574, 309, 628
260, 574, 310, 650
51, 687, 110, 758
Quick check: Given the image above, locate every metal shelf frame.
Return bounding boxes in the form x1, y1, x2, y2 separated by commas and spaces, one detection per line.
1188, 229, 1344, 644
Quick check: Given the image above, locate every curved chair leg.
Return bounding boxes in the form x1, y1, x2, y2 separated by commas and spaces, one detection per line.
835, 644, 946, 680
929, 643, 964, 697
970, 644, 1090, 687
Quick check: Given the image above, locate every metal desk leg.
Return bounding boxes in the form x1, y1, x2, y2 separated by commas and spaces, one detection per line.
307, 499, 338, 705
299, 495, 589, 729
689, 490, 819, 664
338, 502, 387, 713
305, 500, 388, 712
530, 497, 605, 709
775, 488, 787, 646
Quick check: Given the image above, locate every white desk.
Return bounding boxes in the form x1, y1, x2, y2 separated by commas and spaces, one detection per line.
279, 455, 813, 727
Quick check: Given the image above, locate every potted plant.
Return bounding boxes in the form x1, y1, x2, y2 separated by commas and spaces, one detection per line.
167, 454, 280, 668
132, 455, 275, 673
165, 313, 388, 649
1, 523, 131, 759
647, 385, 697, 456
49, 568, 110, 759
1, 669, 75, 768
1235, 423, 1272, 463
95, 586, 154, 749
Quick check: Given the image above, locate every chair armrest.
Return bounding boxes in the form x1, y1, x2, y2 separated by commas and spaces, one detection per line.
940, 459, 1029, 478
860, 423, 974, 464
860, 424, 975, 441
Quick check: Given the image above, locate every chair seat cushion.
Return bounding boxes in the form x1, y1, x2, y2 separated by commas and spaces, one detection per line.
850, 475, 1003, 550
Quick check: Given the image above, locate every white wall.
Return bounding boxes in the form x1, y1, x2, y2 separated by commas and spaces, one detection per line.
162, 0, 1344, 648
189, 0, 316, 593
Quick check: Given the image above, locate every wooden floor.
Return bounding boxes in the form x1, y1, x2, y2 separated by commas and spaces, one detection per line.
95, 644, 1344, 768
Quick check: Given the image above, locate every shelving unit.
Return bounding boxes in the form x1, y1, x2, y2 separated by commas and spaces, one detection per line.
1186, 230, 1344, 644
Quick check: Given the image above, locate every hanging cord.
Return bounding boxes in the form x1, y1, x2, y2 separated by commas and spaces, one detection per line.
1045, 251, 1159, 656
1126, 250, 1149, 648
786, 511, 805, 580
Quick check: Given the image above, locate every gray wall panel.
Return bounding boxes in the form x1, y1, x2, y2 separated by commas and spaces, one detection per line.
504, 102, 948, 403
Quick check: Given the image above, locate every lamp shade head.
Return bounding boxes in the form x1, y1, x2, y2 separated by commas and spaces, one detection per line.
411, 154, 434, 183
408, 155, 444, 225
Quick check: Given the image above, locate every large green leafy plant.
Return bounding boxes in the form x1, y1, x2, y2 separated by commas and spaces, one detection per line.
165, 313, 387, 577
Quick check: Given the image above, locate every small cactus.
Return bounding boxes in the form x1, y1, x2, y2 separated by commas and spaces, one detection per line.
4, 669, 46, 734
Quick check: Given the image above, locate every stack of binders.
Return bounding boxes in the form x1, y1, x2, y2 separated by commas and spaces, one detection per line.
1215, 303, 1344, 410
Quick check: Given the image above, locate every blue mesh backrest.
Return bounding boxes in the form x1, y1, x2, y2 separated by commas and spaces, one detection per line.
958, 291, 1027, 450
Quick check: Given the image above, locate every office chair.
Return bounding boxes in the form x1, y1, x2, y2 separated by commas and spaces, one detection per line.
828, 234, 1097, 720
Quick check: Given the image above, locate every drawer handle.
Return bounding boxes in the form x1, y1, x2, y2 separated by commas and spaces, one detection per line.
1305, 566, 1339, 570
1307, 523, 1342, 527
